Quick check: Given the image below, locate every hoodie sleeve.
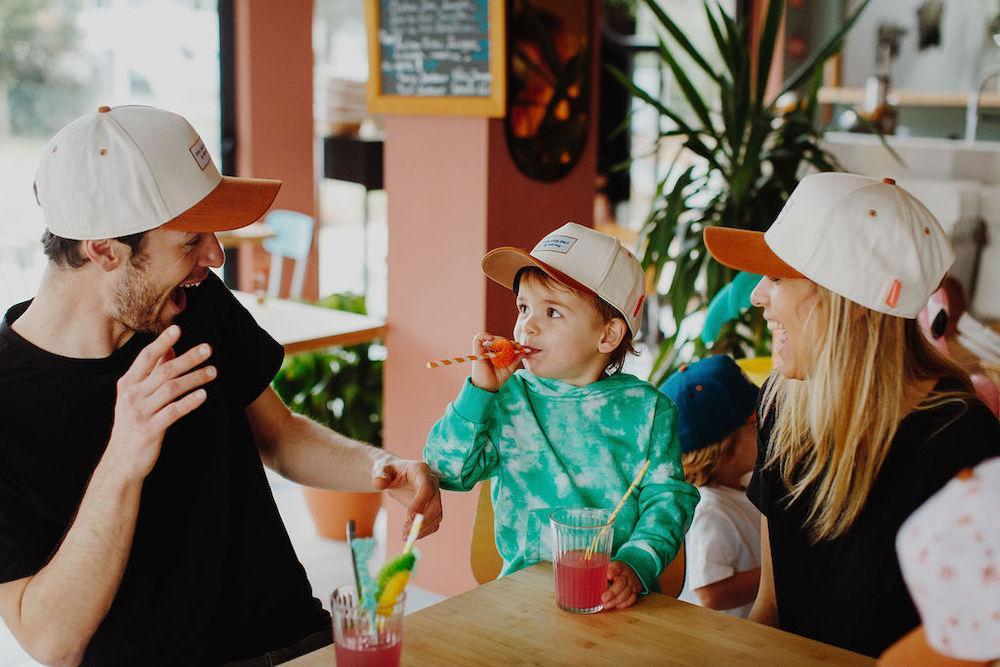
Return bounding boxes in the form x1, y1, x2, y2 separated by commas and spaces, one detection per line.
613, 397, 700, 594
423, 378, 502, 492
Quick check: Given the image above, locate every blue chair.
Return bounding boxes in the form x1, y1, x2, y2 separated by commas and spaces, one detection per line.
263, 209, 315, 299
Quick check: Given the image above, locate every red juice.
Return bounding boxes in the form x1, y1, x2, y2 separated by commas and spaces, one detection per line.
554, 549, 610, 612
334, 631, 402, 667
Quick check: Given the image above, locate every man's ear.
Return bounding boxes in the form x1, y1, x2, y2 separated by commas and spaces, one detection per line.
80, 239, 126, 272
597, 317, 627, 354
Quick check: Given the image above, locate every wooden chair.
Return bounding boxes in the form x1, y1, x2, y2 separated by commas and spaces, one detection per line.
470, 480, 687, 596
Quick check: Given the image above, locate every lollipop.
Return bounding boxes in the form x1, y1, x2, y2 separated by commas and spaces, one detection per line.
374, 515, 422, 613
425, 337, 530, 370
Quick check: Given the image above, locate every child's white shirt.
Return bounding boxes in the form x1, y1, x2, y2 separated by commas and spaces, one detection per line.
678, 484, 761, 618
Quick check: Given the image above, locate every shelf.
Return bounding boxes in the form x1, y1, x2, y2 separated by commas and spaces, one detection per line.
819, 87, 1000, 109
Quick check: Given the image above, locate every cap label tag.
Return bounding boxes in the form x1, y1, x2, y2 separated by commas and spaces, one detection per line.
885, 279, 901, 308
632, 294, 646, 317
535, 235, 576, 254
189, 139, 210, 171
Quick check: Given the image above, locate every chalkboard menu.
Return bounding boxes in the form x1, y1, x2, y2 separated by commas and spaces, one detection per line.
364, 0, 506, 117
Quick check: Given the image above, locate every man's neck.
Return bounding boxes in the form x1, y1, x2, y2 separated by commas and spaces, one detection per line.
10, 266, 135, 359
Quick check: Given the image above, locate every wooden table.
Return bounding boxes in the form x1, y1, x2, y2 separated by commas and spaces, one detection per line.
217, 222, 276, 249
288, 563, 873, 666
234, 291, 385, 354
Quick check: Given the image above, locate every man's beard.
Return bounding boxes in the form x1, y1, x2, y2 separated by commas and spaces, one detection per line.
112, 262, 169, 334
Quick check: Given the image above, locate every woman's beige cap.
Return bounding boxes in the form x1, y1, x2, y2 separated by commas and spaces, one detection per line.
34, 104, 281, 240
704, 172, 955, 318
482, 222, 646, 336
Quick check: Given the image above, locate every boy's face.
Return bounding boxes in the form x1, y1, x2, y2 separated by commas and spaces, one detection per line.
514, 275, 612, 386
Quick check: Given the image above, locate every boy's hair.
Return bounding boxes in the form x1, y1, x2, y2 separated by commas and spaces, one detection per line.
681, 430, 741, 487
516, 267, 637, 374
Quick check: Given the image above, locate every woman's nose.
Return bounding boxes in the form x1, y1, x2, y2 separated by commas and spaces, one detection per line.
750, 278, 770, 308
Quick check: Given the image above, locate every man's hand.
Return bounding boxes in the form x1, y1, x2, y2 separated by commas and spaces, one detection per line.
105, 325, 216, 481
372, 457, 442, 539
602, 561, 642, 610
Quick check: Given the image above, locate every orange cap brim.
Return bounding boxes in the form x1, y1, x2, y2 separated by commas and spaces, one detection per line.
161, 176, 282, 233
481, 247, 597, 297
703, 226, 804, 279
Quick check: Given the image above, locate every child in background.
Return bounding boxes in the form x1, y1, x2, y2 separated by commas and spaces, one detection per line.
880, 457, 1000, 666
424, 222, 699, 610
661, 355, 762, 618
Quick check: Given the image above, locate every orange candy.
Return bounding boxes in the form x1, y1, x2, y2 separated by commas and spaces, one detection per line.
488, 337, 517, 368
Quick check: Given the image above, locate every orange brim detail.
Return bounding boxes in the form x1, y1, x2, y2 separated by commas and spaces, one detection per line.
162, 176, 282, 233
481, 247, 598, 297
703, 226, 803, 279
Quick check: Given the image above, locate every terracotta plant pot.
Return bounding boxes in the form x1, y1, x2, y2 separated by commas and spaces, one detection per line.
303, 488, 383, 539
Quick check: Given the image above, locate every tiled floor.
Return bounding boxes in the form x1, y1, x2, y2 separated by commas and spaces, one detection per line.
0, 472, 443, 667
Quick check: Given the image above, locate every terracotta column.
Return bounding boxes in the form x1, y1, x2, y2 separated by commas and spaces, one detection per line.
383, 3, 601, 596
233, 0, 318, 299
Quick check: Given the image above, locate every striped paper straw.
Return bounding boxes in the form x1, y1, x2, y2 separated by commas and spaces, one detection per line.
425, 352, 501, 369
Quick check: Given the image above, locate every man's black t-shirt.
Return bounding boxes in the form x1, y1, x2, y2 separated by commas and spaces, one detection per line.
0, 274, 329, 665
748, 379, 1000, 658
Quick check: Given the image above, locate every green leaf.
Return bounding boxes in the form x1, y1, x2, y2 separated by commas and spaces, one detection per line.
655, 36, 717, 136
642, 0, 722, 84
754, 0, 784, 109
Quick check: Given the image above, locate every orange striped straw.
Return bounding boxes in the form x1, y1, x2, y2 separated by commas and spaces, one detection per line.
425, 341, 532, 370
426, 352, 501, 369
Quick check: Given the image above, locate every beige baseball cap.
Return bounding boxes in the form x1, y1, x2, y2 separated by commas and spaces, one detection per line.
482, 222, 646, 336
34, 104, 281, 240
704, 172, 954, 318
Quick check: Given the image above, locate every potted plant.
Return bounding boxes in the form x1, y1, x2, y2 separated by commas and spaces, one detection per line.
271, 292, 385, 539
614, 0, 870, 385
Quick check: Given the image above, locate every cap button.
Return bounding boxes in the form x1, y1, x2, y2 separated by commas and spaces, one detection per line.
882, 177, 896, 185
97, 105, 111, 113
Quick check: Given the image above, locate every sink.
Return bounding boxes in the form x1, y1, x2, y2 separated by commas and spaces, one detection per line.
822, 132, 1000, 184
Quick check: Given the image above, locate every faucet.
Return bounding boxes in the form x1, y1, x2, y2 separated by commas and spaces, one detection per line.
965, 64, 1000, 142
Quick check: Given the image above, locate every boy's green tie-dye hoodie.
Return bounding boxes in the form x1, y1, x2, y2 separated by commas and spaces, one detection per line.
424, 370, 699, 593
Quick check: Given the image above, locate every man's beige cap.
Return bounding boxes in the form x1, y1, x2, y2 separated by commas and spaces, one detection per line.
34, 104, 281, 240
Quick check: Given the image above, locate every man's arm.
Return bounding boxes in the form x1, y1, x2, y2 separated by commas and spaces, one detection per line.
0, 464, 142, 666
0, 326, 215, 665
247, 387, 442, 538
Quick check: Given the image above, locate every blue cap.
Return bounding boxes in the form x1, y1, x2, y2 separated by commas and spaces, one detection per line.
659, 355, 759, 454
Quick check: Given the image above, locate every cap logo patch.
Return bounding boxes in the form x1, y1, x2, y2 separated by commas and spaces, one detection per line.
885, 279, 901, 308
189, 138, 210, 171
535, 234, 576, 254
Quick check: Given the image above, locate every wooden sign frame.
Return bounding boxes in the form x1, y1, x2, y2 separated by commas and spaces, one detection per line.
364, 0, 506, 117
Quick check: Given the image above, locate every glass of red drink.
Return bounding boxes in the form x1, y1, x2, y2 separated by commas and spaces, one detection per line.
549, 508, 615, 613
331, 585, 405, 667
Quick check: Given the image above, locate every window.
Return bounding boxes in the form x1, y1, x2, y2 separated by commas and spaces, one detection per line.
0, 0, 221, 309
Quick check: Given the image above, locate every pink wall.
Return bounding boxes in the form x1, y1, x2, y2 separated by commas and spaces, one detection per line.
233, 0, 318, 299
384, 3, 601, 597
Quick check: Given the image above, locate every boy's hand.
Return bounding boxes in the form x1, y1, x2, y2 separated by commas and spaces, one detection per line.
602, 561, 642, 610
470, 333, 526, 392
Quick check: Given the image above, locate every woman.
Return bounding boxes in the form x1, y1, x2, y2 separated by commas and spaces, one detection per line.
703, 173, 1000, 657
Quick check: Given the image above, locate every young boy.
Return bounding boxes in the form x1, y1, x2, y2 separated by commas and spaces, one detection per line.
424, 222, 699, 610
661, 355, 762, 618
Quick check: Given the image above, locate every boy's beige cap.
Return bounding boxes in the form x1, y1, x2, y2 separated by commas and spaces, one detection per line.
482, 222, 646, 336
704, 172, 954, 318
34, 104, 281, 240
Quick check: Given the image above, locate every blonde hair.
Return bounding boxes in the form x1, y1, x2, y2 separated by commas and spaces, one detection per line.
761, 286, 976, 543
682, 431, 741, 487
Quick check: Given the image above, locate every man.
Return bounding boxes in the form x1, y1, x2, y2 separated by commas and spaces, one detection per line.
0, 105, 442, 665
